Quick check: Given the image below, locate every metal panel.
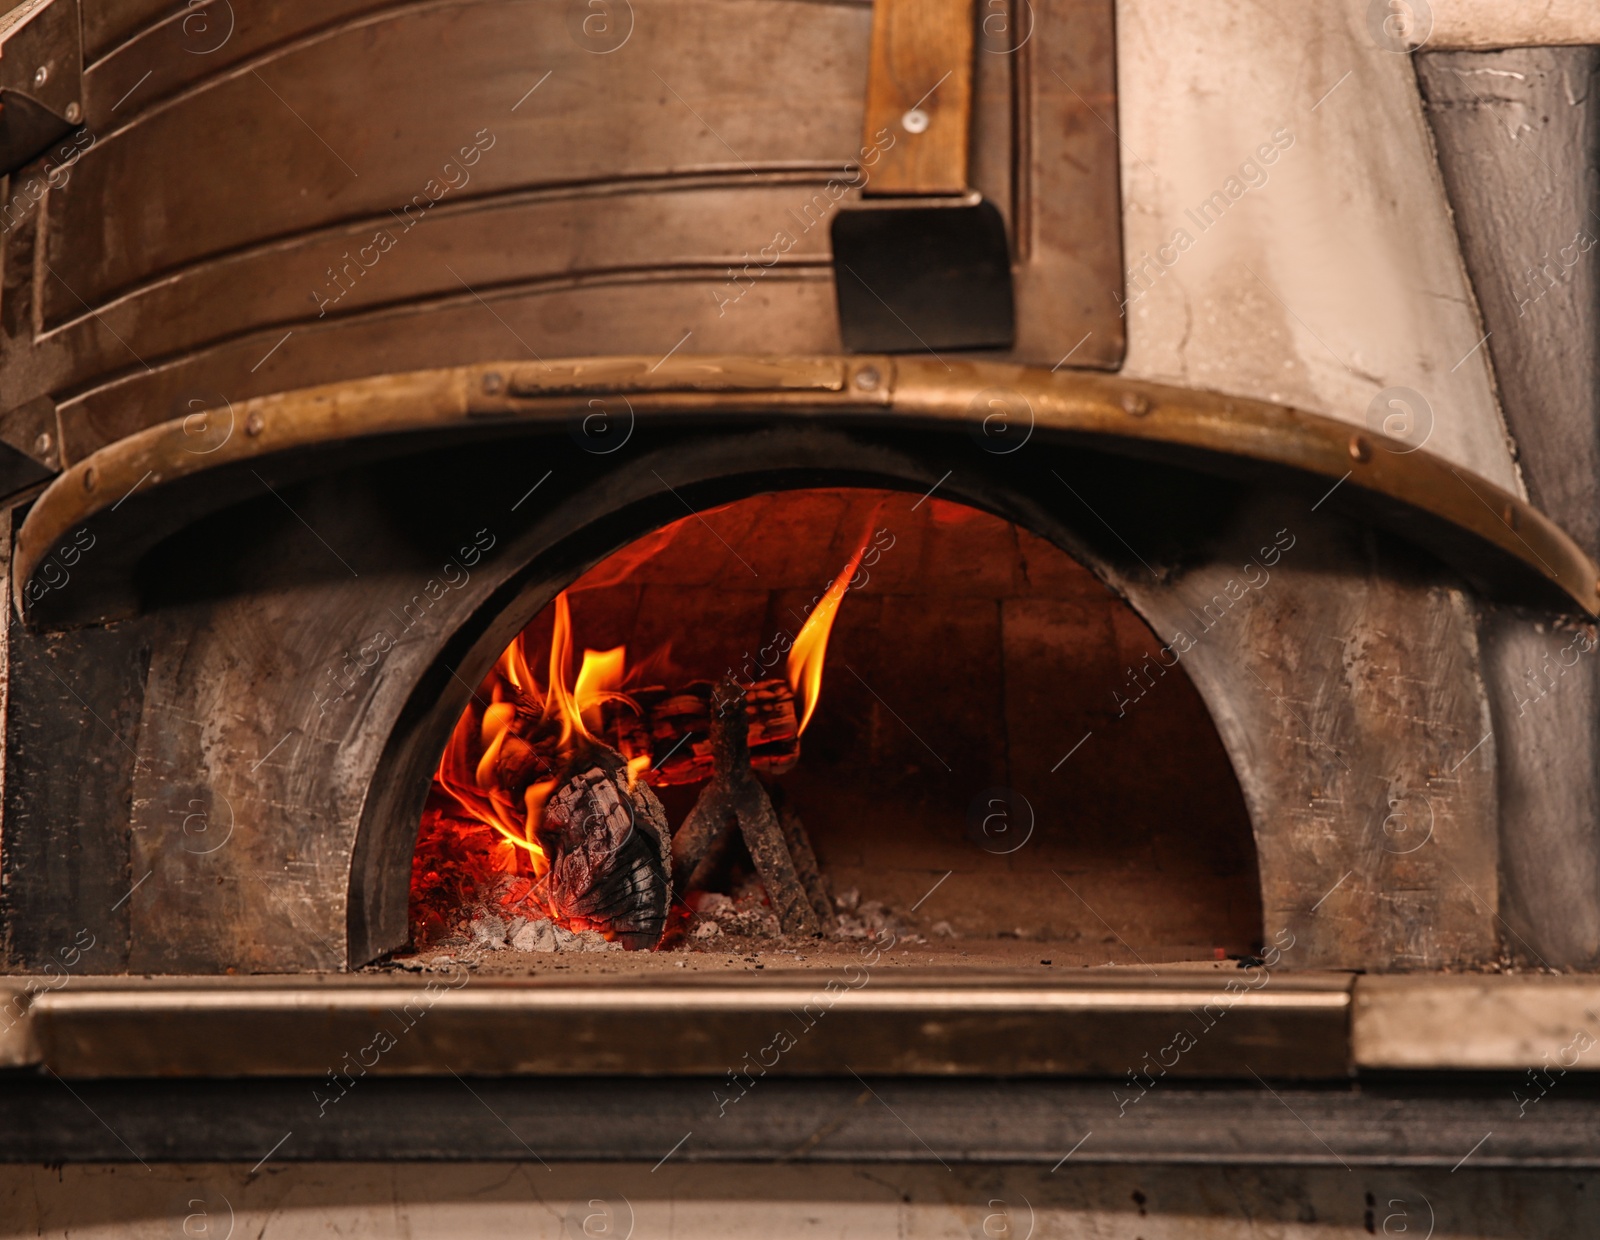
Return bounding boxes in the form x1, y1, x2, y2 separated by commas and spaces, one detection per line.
0, 608, 147, 973
1009, 0, 1122, 365
3, 0, 1123, 460
18, 972, 1353, 1079
47, 1, 870, 320
1354, 974, 1600, 1071
5, 1073, 1600, 1167
1418, 48, 1600, 970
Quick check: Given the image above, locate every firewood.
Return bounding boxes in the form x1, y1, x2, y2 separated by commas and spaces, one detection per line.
468, 673, 824, 942
773, 787, 834, 927
642, 687, 717, 784
489, 677, 800, 791
671, 679, 821, 937
603, 678, 799, 787
535, 744, 673, 950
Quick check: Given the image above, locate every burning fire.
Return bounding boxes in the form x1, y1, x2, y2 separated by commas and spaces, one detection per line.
414, 524, 871, 945
433, 593, 636, 876
787, 539, 868, 735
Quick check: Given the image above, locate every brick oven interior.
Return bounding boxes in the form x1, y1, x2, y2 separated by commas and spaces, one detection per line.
403, 484, 1260, 968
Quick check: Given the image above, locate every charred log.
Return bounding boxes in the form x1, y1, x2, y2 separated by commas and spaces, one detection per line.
535, 744, 672, 950
600, 678, 799, 786
773, 787, 834, 928
672, 679, 822, 937
481, 677, 800, 793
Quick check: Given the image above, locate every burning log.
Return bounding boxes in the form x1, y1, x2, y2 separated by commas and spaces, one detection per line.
483, 675, 801, 791
671, 679, 824, 936
598, 678, 799, 787
425, 572, 860, 949
536, 745, 673, 951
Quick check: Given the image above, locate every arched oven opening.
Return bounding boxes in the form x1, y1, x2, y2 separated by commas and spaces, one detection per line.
394, 485, 1261, 967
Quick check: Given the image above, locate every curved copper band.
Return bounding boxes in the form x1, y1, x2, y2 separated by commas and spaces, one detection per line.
16, 355, 1599, 617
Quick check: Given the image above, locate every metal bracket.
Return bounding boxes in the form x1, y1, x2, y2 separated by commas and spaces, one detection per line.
0, 0, 82, 177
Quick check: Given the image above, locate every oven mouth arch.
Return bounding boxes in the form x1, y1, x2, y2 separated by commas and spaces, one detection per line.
14, 355, 1597, 633
343, 421, 1263, 966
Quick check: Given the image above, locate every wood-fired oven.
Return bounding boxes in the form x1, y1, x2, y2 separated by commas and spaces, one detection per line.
4, 0, 1600, 1235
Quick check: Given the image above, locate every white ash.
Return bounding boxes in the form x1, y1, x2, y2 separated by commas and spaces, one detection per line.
834, 895, 907, 941
469, 914, 509, 950
685, 886, 780, 941
461, 908, 617, 955
499, 914, 617, 953
509, 919, 554, 952
683, 883, 919, 946
456, 876, 621, 953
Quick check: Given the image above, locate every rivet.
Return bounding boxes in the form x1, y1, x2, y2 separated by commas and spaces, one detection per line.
1120, 392, 1150, 417
82, 467, 95, 491
64, 102, 80, 124
33, 65, 48, 88
1503, 503, 1519, 530
854, 366, 881, 392
482, 371, 505, 395
1349, 435, 1371, 462
33, 431, 51, 456
245, 411, 264, 437
901, 108, 929, 135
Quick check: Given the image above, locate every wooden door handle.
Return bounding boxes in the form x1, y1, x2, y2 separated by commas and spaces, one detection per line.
860, 0, 976, 196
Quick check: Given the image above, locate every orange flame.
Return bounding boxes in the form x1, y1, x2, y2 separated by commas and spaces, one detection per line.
436, 697, 551, 874
430, 590, 641, 878
575, 645, 628, 734
543, 593, 585, 748
786, 539, 868, 734
542, 592, 633, 746
431, 515, 866, 891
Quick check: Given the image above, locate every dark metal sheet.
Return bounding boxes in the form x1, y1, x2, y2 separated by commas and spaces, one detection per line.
832, 201, 1016, 351
0, 561, 147, 972
21, 972, 1354, 1080
3, 1073, 1598, 1167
